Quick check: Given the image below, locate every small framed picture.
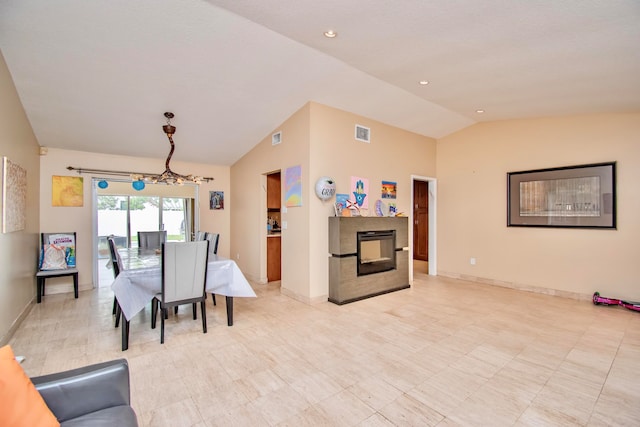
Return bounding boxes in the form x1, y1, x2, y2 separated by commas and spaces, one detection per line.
209, 191, 224, 210
355, 124, 370, 143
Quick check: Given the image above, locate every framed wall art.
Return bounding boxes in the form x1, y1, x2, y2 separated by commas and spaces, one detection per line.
285, 165, 302, 207
350, 176, 369, 210
381, 181, 397, 199
2, 157, 27, 233
507, 162, 616, 229
209, 191, 224, 210
52, 175, 83, 207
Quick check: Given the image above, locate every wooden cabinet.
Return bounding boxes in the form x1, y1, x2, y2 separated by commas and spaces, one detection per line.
267, 173, 281, 209
267, 236, 281, 282
266, 172, 281, 282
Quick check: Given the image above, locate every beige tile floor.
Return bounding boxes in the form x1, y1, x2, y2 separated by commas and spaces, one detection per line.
9, 273, 640, 426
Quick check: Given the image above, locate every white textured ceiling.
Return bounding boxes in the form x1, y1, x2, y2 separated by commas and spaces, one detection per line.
1, 0, 639, 165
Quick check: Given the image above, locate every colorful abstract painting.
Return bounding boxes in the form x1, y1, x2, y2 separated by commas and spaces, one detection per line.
285, 165, 302, 207
52, 175, 84, 207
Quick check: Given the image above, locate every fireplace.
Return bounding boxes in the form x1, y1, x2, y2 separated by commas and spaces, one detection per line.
357, 230, 396, 276
329, 217, 408, 305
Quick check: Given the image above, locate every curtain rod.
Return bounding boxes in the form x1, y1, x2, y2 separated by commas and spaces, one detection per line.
66, 166, 214, 182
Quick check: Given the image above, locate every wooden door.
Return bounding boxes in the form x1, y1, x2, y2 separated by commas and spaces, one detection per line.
413, 180, 429, 261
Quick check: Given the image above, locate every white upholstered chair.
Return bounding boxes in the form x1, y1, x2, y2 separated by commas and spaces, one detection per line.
137, 230, 166, 250
151, 240, 210, 343
204, 232, 220, 305
108, 236, 125, 327
204, 232, 219, 256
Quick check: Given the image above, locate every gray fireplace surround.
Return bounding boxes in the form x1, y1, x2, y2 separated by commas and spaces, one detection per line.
328, 216, 409, 304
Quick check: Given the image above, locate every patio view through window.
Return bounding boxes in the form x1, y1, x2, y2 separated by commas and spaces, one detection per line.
97, 195, 188, 253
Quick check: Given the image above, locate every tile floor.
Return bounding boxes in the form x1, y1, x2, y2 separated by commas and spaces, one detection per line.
9, 272, 640, 426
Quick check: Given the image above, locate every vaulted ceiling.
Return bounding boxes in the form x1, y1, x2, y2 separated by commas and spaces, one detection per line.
1, 1, 638, 165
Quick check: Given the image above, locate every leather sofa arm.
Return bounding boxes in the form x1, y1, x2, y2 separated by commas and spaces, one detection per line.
31, 359, 132, 422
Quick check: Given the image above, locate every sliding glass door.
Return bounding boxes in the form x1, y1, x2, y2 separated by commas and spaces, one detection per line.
94, 179, 198, 287
162, 197, 189, 243
129, 196, 160, 247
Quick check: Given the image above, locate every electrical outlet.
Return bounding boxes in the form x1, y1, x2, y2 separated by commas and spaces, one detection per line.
236, 253, 240, 260
282, 221, 287, 229
470, 257, 476, 265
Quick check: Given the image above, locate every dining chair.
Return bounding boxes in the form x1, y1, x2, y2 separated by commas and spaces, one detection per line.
204, 232, 220, 305
194, 231, 207, 241
137, 230, 167, 250
204, 232, 219, 255
108, 236, 124, 327
36, 232, 78, 303
151, 240, 209, 343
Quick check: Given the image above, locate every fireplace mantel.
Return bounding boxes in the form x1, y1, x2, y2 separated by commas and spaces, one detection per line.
328, 217, 409, 304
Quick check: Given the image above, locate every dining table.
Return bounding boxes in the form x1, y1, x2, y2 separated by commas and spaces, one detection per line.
111, 247, 256, 350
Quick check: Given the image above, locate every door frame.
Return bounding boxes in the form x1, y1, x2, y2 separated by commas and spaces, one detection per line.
409, 175, 437, 282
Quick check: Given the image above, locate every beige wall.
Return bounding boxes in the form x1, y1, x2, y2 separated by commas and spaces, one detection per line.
231, 103, 311, 292
0, 50, 41, 344
231, 102, 436, 302
436, 113, 640, 300
307, 103, 436, 300
39, 148, 230, 293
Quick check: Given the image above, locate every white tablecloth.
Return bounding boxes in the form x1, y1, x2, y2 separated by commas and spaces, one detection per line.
111, 254, 256, 320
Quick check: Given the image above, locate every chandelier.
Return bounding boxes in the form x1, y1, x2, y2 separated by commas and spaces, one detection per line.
131, 112, 204, 185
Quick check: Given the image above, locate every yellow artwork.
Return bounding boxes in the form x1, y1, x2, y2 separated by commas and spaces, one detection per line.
52, 176, 83, 207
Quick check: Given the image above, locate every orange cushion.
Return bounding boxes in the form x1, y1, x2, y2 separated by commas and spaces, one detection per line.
0, 345, 60, 427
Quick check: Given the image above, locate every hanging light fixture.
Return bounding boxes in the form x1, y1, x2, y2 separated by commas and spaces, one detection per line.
66, 112, 213, 186
131, 112, 204, 186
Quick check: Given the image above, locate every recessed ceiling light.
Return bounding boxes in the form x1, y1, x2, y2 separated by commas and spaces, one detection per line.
323, 30, 337, 38
476, 109, 485, 114
419, 80, 429, 85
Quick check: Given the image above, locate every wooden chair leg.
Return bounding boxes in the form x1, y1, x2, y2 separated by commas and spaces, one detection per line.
115, 302, 121, 328
121, 312, 129, 351
151, 299, 158, 329
211, 293, 217, 306
201, 300, 207, 333
160, 308, 166, 344
72, 273, 79, 299
226, 296, 233, 326
37, 278, 44, 303
192, 303, 197, 320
